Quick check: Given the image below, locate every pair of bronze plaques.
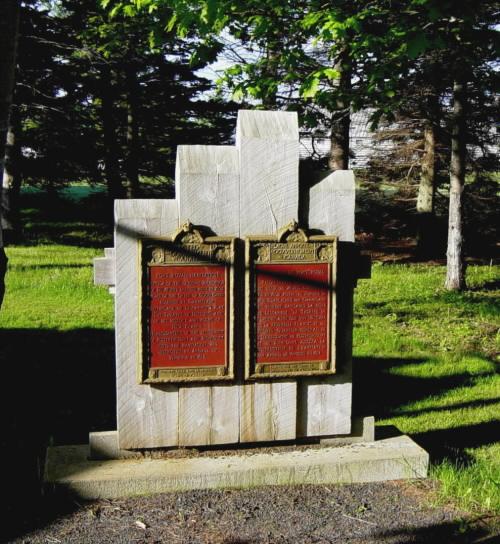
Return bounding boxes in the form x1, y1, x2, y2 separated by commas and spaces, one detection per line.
140, 221, 337, 384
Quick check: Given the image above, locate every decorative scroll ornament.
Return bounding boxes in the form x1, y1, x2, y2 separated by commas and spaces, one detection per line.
277, 220, 309, 243
147, 221, 233, 265
172, 221, 205, 244
255, 244, 271, 263
318, 245, 334, 261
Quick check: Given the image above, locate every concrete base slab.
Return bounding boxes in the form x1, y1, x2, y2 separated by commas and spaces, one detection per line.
45, 435, 428, 499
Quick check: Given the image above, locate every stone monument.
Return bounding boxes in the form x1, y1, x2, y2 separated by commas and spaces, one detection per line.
46, 110, 428, 497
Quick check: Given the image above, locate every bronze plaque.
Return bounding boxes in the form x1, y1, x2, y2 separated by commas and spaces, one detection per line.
245, 221, 337, 379
140, 222, 235, 383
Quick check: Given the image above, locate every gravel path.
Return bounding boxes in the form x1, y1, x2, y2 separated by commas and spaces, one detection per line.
6, 481, 497, 544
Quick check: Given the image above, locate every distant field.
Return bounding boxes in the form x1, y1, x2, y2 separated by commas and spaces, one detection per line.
21, 184, 106, 200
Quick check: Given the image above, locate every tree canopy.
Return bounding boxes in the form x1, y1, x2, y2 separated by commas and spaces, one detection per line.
1, 0, 498, 289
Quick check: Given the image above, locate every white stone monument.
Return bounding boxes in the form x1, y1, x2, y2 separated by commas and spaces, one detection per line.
48, 109, 429, 497
96, 109, 357, 450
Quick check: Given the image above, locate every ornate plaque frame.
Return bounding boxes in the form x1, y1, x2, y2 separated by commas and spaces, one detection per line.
139, 222, 235, 384
245, 221, 337, 379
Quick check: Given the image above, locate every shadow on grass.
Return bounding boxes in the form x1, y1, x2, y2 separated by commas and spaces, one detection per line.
469, 279, 500, 292
371, 519, 494, 543
0, 341, 496, 541
353, 356, 498, 464
0, 327, 115, 542
392, 397, 499, 418
8, 263, 91, 271
14, 190, 114, 248
357, 291, 499, 320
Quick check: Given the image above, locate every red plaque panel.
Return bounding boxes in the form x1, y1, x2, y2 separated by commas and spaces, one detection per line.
255, 263, 330, 364
245, 223, 337, 379
148, 265, 227, 368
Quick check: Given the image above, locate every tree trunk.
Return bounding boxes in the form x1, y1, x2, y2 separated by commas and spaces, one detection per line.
262, 40, 278, 109
125, 63, 140, 198
0, 0, 20, 308
416, 121, 436, 257
445, 79, 467, 290
100, 65, 125, 200
328, 47, 351, 171
2, 105, 22, 238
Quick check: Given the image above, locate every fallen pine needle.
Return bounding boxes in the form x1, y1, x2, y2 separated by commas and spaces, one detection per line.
342, 513, 377, 526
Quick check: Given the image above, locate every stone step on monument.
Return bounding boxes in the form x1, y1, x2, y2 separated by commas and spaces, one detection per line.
44, 434, 429, 500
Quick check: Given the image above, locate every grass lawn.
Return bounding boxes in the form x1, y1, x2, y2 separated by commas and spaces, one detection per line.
353, 263, 499, 515
1, 188, 498, 521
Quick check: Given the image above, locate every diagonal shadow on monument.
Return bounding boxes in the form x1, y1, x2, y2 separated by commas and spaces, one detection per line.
0, 327, 116, 542
117, 222, 352, 293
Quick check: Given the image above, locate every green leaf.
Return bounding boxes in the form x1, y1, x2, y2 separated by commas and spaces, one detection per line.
406, 34, 430, 59
232, 87, 244, 101
323, 68, 340, 80
123, 4, 136, 17
166, 13, 177, 32
301, 75, 320, 98
302, 12, 324, 29
226, 65, 242, 76
109, 5, 122, 18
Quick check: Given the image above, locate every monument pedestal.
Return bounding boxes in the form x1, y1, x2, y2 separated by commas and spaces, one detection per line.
87, 416, 375, 461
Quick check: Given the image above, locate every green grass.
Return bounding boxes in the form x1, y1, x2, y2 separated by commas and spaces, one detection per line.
0, 201, 500, 513
431, 445, 500, 514
354, 262, 499, 514
2, 245, 114, 330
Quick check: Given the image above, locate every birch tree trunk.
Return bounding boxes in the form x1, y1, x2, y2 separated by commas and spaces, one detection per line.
328, 47, 351, 171
0, 0, 20, 308
416, 121, 436, 257
445, 79, 467, 290
2, 105, 22, 237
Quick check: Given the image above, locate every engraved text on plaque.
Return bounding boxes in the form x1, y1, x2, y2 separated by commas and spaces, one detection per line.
140, 223, 235, 383
245, 221, 337, 379
255, 263, 330, 364
149, 265, 227, 368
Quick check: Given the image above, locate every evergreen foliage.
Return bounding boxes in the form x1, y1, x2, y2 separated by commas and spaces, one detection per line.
13, 0, 238, 197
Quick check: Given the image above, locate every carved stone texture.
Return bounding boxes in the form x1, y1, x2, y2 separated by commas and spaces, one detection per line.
237, 111, 299, 443
114, 200, 180, 449
176, 145, 239, 237
237, 110, 299, 236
